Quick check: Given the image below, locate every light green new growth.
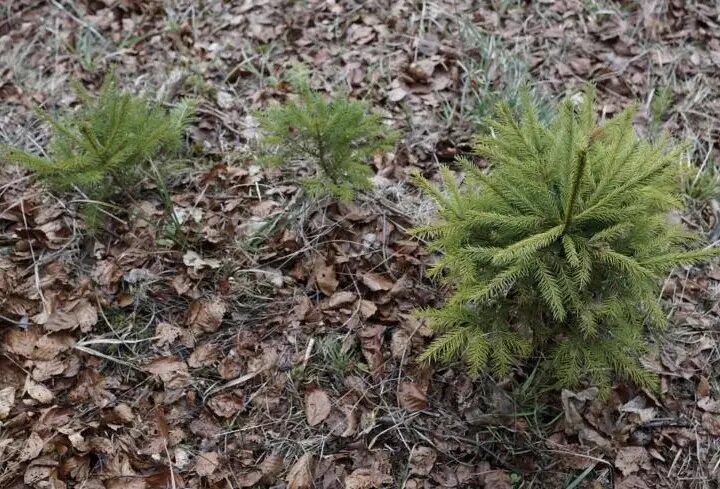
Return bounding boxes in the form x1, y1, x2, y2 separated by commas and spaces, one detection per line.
255, 67, 396, 201
415, 86, 718, 392
2, 69, 195, 228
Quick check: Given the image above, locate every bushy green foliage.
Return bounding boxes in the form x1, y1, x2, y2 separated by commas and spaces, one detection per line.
2, 69, 195, 228
256, 68, 396, 201
415, 87, 718, 392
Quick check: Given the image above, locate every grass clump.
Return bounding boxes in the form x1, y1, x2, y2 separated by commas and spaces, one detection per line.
255, 67, 396, 202
2, 69, 196, 230
415, 86, 718, 392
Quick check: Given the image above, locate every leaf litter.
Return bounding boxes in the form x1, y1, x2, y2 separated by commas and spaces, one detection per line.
1, 0, 720, 488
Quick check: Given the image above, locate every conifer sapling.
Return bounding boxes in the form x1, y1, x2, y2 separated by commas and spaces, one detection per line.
2, 69, 196, 229
255, 67, 396, 201
414, 86, 718, 392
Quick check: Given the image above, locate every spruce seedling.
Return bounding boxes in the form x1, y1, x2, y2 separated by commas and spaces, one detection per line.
255, 67, 396, 201
415, 86, 718, 392
2, 69, 196, 230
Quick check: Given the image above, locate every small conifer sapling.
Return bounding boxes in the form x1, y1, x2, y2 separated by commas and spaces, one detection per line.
2, 69, 196, 229
255, 67, 396, 201
414, 86, 718, 392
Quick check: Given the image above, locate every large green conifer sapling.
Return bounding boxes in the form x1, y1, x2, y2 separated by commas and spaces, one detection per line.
255, 67, 396, 201
415, 87, 718, 392
2, 69, 195, 229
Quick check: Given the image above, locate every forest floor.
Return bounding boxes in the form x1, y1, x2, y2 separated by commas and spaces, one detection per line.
2, 1, 720, 488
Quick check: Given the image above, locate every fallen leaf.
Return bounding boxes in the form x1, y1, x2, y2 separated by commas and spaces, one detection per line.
359, 300, 377, 319
145, 356, 190, 388
387, 86, 408, 102
44, 299, 97, 332
287, 452, 314, 489
398, 382, 428, 412
615, 446, 650, 476
316, 264, 338, 296
113, 404, 134, 423
698, 397, 720, 414
409, 446, 437, 476
305, 386, 331, 426
31, 359, 65, 382
5, 328, 38, 358
361, 273, 393, 292
237, 471, 264, 487
328, 291, 356, 308
359, 325, 385, 377
207, 392, 245, 418
479, 469, 512, 489
23, 462, 53, 487
0, 387, 15, 419
183, 251, 222, 272
345, 468, 393, 489
155, 322, 182, 347
68, 432, 90, 452
697, 376, 711, 398
33, 333, 75, 360
195, 452, 220, 477
701, 412, 720, 436
391, 329, 411, 360
188, 343, 218, 368
616, 475, 650, 489
259, 454, 284, 484
20, 432, 45, 461
186, 299, 226, 334
25, 378, 53, 404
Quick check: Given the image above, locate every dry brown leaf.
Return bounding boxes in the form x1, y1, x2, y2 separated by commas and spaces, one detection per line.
316, 264, 339, 296
616, 475, 650, 489
5, 328, 39, 358
23, 461, 54, 487
305, 386, 331, 426
701, 412, 720, 436
44, 299, 97, 332
25, 378, 53, 404
188, 343, 218, 368
207, 392, 245, 418
698, 397, 720, 414
398, 382, 428, 412
186, 299, 226, 335
345, 468, 393, 489
0, 387, 15, 420
615, 446, 650, 476
68, 432, 90, 452
145, 356, 190, 389
387, 85, 408, 102
155, 322, 182, 347
287, 452, 314, 489
697, 375, 711, 398
361, 273, 393, 292
20, 432, 45, 461
31, 359, 65, 382
259, 454, 284, 484
33, 333, 75, 360
479, 469, 512, 489
327, 291, 356, 308
561, 388, 612, 451
359, 299, 377, 319
358, 325, 385, 377
340, 405, 359, 437
183, 250, 222, 272
195, 452, 220, 477
409, 446, 437, 476
237, 471, 263, 487
390, 329, 411, 360
113, 404, 134, 423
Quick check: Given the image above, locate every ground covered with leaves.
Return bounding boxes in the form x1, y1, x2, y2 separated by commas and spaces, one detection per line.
2, 1, 720, 488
